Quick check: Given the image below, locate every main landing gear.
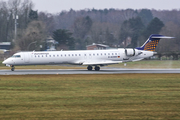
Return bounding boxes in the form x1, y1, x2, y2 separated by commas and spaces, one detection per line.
95, 66, 100, 71
87, 65, 93, 71
87, 65, 100, 71
11, 65, 15, 71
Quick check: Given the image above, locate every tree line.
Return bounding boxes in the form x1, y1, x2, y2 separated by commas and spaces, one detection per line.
0, 0, 180, 55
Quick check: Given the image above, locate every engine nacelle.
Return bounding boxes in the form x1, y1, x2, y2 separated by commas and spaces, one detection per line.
125, 49, 139, 57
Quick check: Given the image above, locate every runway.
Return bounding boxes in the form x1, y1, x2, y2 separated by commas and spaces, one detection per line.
0, 68, 180, 75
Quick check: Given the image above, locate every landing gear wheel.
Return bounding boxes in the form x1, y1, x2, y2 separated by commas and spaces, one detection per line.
95, 66, 100, 71
87, 66, 93, 71
11, 65, 15, 71
11, 67, 14, 71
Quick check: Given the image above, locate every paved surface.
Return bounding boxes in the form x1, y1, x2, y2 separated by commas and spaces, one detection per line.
0, 68, 180, 75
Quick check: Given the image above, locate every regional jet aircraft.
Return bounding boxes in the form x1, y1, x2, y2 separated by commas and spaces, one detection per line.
2, 34, 174, 71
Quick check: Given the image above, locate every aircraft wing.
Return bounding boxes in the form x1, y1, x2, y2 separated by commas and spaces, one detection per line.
82, 60, 123, 66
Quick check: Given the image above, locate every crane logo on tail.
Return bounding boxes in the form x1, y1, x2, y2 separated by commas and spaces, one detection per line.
144, 40, 159, 51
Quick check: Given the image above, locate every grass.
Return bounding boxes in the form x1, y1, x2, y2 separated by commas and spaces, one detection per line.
0, 74, 180, 119
1, 60, 180, 70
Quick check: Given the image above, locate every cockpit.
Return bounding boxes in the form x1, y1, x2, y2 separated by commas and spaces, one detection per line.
11, 55, 21, 58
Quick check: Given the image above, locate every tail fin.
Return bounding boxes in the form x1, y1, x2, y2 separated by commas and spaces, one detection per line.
136, 34, 174, 51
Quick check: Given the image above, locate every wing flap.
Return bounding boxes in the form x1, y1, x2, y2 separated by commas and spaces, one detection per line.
82, 61, 123, 66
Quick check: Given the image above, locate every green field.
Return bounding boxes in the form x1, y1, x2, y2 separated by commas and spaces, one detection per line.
0, 74, 180, 119
1, 60, 180, 70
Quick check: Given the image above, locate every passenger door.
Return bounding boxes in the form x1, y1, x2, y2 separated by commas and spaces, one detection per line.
24, 53, 30, 63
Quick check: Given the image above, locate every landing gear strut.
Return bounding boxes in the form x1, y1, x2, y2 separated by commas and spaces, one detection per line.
11, 65, 15, 71
87, 65, 93, 71
95, 66, 100, 71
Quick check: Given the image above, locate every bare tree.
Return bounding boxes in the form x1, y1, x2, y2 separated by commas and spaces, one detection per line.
38, 12, 55, 35
17, 20, 47, 51
157, 22, 180, 53
0, 0, 34, 43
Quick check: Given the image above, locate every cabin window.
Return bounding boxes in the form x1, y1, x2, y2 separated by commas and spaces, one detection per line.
97, 53, 99, 56
46, 55, 47, 57
93, 54, 95, 56
101, 53, 103, 55
65, 54, 66, 57
61, 55, 63, 57
89, 54, 91, 56
108, 53, 110, 55
104, 53, 106, 55
69, 54, 70, 56
84, 54, 86, 56
57, 55, 59, 57
115, 53, 117, 55
49, 55, 51, 57
42, 55, 43, 57
79, 54, 81, 56
112, 53, 114, 55
72, 54, 74, 56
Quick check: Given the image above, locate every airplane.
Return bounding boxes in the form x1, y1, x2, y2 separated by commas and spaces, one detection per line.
2, 34, 174, 71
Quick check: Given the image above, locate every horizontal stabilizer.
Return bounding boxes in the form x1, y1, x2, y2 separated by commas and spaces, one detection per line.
151, 36, 175, 39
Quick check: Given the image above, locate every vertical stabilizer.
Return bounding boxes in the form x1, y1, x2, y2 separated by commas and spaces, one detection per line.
136, 34, 174, 51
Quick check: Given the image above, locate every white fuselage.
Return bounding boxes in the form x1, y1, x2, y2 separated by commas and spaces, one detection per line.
3, 48, 154, 66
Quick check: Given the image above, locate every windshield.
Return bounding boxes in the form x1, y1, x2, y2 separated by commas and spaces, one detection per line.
11, 55, 21, 58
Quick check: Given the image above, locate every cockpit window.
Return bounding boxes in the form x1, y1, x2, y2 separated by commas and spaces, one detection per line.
11, 55, 21, 58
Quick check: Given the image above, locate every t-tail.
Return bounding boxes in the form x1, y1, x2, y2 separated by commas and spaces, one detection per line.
136, 34, 174, 51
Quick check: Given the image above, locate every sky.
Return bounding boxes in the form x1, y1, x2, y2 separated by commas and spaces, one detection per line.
31, 0, 180, 13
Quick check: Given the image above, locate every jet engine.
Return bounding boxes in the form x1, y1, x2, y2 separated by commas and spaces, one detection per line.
125, 48, 140, 57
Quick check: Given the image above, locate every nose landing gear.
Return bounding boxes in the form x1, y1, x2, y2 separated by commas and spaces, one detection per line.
11, 65, 15, 71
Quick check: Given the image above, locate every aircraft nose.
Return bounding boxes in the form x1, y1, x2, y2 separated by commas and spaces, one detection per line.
2, 60, 7, 64
2, 59, 9, 65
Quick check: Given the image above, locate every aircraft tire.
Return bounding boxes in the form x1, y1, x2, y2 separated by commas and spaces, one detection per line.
87, 66, 93, 71
11, 68, 14, 71
95, 66, 100, 71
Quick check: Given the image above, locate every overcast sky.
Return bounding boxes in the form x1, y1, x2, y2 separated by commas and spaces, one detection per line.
31, 0, 180, 13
